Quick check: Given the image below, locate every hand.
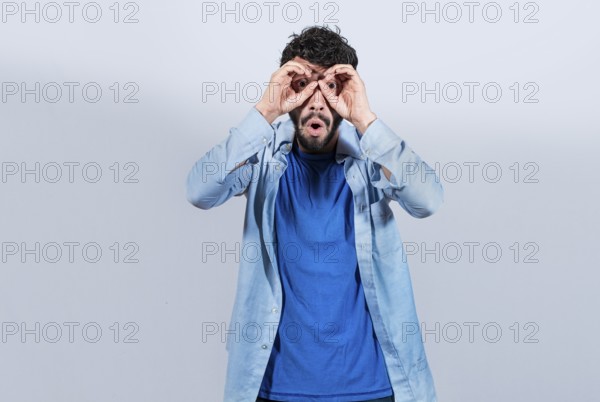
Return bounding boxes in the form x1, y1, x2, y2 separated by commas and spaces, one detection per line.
256, 61, 319, 124
317, 64, 377, 134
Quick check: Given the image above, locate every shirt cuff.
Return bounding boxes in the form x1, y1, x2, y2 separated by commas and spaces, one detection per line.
359, 118, 404, 161
359, 119, 405, 187
232, 107, 276, 164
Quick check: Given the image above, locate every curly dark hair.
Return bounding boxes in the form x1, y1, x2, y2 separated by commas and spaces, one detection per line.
280, 25, 358, 70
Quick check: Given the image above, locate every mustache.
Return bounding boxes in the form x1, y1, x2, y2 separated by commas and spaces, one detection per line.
300, 112, 330, 127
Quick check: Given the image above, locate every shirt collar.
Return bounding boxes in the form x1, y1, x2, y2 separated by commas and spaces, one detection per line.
275, 118, 363, 163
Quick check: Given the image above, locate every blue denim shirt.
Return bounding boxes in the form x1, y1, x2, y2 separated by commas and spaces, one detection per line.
186, 107, 444, 402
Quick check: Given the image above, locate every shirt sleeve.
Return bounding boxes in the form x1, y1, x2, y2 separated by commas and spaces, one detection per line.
185, 107, 274, 209
359, 118, 444, 218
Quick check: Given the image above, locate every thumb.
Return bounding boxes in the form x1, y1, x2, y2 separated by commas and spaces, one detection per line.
293, 81, 319, 105
318, 79, 339, 107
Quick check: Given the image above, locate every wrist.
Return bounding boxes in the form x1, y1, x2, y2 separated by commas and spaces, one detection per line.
354, 111, 377, 134
255, 103, 279, 124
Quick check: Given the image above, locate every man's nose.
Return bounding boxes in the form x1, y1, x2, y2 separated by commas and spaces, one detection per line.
308, 87, 325, 111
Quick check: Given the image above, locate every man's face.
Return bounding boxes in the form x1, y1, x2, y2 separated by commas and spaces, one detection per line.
288, 56, 343, 154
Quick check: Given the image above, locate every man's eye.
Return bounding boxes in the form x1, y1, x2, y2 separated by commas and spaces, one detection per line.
292, 79, 308, 92
327, 82, 337, 90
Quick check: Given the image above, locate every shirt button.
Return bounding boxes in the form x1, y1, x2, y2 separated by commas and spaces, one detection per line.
261, 344, 268, 350
275, 165, 280, 170
271, 307, 278, 313
262, 137, 267, 143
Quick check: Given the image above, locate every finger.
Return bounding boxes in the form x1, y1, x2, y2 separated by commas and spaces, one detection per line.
292, 81, 319, 105
282, 59, 312, 71
272, 65, 310, 92
279, 66, 308, 81
326, 72, 352, 83
286, 82, 317, 110
317, 79, 339, 106
324, 64, 357, 76
326, 72, 355, 86
279, 61, 312, 77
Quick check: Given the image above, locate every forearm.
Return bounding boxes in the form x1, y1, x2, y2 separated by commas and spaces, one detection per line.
186, 107, 274, 209
360, 119, 444, 218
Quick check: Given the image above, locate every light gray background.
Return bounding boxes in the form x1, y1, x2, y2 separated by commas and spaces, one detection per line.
1, 0, 599, 401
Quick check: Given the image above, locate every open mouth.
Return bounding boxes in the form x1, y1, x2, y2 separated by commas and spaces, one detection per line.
306, 118, 326, 136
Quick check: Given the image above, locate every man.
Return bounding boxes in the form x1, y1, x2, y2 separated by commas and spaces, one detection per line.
186, 26, 443, 402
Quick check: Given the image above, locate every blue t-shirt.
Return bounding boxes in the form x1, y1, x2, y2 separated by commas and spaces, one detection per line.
258, 142, 393, 401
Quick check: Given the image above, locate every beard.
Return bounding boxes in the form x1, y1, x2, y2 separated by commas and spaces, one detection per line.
290, 111, 343, 153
